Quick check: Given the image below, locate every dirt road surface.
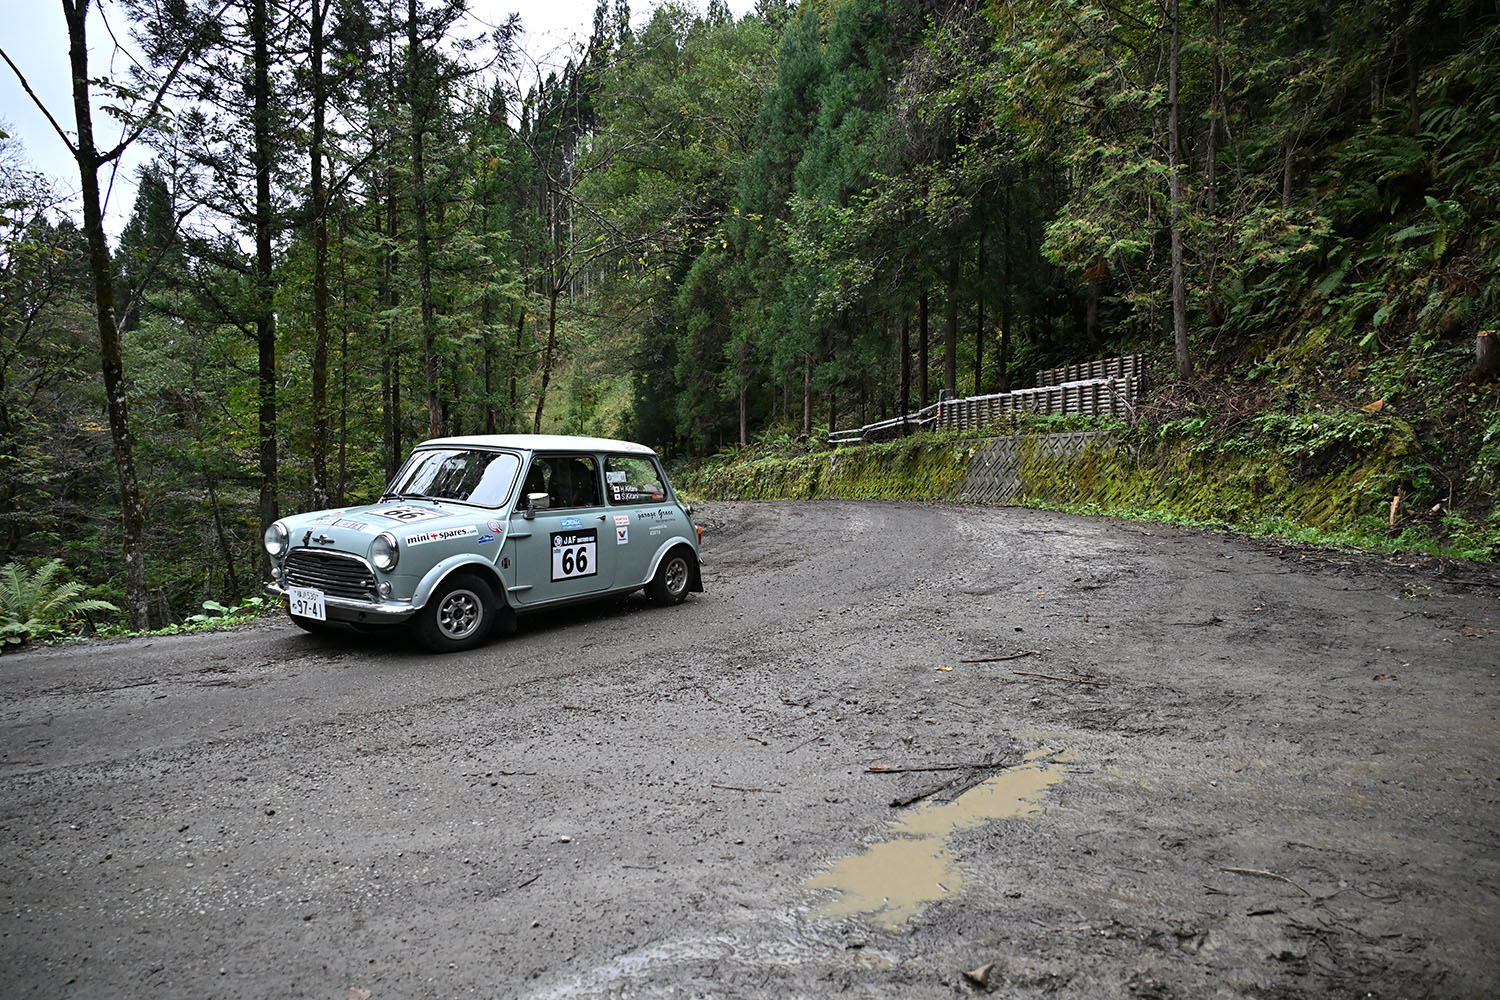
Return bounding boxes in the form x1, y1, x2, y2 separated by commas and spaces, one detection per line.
2, 500, 1497, 999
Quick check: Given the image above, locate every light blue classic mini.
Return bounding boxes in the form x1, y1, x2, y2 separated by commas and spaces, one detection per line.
264, 434, 704, 652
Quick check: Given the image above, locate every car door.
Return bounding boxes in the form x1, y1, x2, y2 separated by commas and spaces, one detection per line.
503, 453, 615, 607
602, 452, 680, 589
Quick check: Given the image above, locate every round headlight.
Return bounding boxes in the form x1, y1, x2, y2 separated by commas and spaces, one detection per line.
372, 531, 399, 572
264, 521, 289, 557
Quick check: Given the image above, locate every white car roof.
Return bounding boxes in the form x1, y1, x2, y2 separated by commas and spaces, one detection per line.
414, 433, 658, 456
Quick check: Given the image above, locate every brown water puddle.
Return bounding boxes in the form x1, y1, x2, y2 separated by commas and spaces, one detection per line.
804, 747, 1071, 930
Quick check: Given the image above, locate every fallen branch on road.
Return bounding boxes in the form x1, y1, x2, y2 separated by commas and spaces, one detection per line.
889, 774, 964, 808
1012, 670, 1108, 687
784, 735, 824, 754
1218, 866, 1312, 897
960, 650, 1040, 663
866, 761, 1012, 774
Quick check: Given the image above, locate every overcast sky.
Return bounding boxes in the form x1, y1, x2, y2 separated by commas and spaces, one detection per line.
0, 0, 755, 236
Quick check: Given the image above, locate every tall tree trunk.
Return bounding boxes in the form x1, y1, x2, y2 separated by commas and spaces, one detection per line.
898, 313, 910, 429
532, 284, 560, 433
510, 304, 525, 433
999, 180, 1012, 392
252, 0, 279, 542
206, 478, 241, 601
309, 0, 330, 506
944, 251, 959, 398
381, 134, 403, 478
918, 290, 929, 408
408, 0, 441, 437
62, 0, 149, 628
802, 353, 811, 438
1167, 0, 1193, 380
336, 206, 349, 502
738, 380, 747, 447
973, 217, 986, 395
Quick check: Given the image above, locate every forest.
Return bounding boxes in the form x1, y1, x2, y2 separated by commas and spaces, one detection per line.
1, 0, 1497, 634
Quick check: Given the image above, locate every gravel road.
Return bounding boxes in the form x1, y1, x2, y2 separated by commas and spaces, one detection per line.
2, 500, 1497, 999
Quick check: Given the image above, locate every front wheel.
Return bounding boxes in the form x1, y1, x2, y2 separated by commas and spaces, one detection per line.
415, 573, 496, 653
645, 550, 693, 606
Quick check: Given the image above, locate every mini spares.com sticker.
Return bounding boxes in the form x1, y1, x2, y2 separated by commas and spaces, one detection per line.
403, 525, 479, 546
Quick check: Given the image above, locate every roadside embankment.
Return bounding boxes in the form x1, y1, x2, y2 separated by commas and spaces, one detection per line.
675, 419, 1498, 560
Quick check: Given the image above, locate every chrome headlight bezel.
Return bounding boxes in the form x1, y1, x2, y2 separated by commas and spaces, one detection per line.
371, 531, 399, 572
264, 521, 289, 557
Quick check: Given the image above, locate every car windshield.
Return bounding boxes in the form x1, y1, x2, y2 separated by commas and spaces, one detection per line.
385, 449, 521, 507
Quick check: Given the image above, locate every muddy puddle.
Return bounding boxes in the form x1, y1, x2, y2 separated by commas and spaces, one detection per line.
804, 747, 1072, 931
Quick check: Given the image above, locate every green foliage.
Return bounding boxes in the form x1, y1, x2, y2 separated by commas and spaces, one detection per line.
93, 596, 270, 640
0, 559, 120, 647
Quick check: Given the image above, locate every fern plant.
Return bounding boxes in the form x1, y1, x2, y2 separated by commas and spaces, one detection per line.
0, 559, 120, 647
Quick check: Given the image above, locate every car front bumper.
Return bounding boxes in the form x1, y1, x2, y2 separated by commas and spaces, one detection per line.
265, 582, 418, 624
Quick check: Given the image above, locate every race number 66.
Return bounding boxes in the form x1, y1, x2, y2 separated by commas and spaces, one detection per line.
551, 530, 598, 580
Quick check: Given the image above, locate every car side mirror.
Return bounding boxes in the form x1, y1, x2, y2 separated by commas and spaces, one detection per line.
523, 491, 550, 519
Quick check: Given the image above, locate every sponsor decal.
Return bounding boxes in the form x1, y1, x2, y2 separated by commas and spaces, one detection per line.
614, 515, 630, 526
477, 534, 495, 545
331, 518, 369, 531
550, 529, 598, 581
403, 525, 479, 546
616, 526, 629, 545
374, 505, 444, 522
559, 516, 583, 529
606, 471, 627, 484
487, 519, 504, 533
635, 507, 676, 521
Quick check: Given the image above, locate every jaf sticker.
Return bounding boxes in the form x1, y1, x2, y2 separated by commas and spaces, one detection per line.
551, 529, 598, 581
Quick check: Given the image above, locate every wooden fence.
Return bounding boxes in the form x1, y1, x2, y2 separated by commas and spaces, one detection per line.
830, 354, 1143, 445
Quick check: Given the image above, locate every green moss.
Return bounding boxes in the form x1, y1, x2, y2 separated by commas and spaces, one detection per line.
676, 419, 1497, 562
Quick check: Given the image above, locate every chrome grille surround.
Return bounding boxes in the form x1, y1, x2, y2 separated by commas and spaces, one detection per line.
285, 548, 377, 601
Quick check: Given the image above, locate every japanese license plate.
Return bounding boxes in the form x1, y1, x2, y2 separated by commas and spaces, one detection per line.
287, 586, 326, 621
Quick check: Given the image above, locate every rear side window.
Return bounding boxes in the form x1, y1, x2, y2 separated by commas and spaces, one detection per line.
604, 455, 667, 505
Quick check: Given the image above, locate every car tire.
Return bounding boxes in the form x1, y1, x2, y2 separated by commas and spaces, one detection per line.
415, 573, 496, 653
645, 549, 693, 606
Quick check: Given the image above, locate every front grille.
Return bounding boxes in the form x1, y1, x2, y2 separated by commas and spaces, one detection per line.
285, 548, 377, 600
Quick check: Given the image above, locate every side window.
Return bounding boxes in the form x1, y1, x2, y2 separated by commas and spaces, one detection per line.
604, 455, 667, 505
517, 455, 601, 510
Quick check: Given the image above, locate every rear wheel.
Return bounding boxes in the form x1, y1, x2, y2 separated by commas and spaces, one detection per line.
645, 549, 693, 606
415, 573, 496, 653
